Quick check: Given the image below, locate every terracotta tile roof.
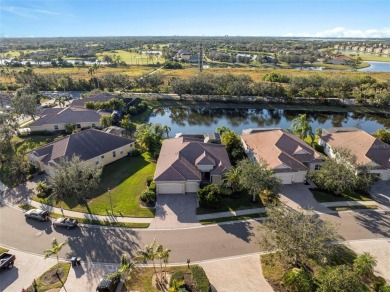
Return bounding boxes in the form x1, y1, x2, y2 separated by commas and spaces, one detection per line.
241, 129, 322, 173
29, 107, 101, 127
320, 128, 390, 169
28, 129, 134, 166
154, 138, 232, 182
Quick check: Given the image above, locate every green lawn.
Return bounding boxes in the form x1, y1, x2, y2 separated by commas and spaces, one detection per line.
196, 193, 264, 215
38, 152, 156, 217
13, 133, 64, 155
96, 50, 165, 65
26, 263, 70, 292
310, 188, 372, 203
328, 205, 378, 211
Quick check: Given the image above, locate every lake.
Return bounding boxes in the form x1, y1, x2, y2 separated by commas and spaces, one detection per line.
359, 61, 390, 72
147, 107, 390, 135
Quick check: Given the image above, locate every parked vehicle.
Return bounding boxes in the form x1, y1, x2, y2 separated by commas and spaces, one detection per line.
53, 217, 78, 229
24, 209, 49, 221
0, 253, 16, 271
96, 270, 120, 292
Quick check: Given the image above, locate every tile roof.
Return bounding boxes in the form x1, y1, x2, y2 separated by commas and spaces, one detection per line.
29, 107, 102, 127
320, 128, 390, 169
241, 129, 322, 173
154, 137, 232, 182
28, 129, 134, 166
70, 93, 117, 108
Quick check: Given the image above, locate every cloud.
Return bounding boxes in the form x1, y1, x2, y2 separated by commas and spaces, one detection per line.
285, 27, 390, 38
1, 6, 66, 19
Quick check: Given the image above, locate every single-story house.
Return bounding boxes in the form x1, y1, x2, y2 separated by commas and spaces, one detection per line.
70, 93, 118, 108
241, 128, 323, 184
26, 129, 135, 177
154, 137, 232, 195
28, 107, 105, 132
175, 132, 221, 144
319, 127, 390, 181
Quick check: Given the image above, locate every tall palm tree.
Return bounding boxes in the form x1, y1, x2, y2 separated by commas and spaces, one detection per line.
353, 252, 377, 278
137, 239, 162, 285
44, 238, 68, 275
290, 113, 314, 141
223, 168, 240, 192
109, 254, 138, 280
157, 247, 171, 281
162, 125, 171, 138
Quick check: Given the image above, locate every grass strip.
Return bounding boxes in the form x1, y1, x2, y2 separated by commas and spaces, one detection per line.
200, 212, 267, 225
328, 205, 378, 211
0, 247, 9, 254
19, 203, 149, 228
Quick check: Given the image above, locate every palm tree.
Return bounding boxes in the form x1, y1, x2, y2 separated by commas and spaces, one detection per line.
44, 238, 68, 275
162, 125, 171, 138
100, 115, 113, 128
137, 239, 163, 285
109, 254, 138, 281
54, 96, 65, 108
157, 247, 171, 281
223, 168, 240, 192
353, 252, 377, 278
290, 113, 314, 141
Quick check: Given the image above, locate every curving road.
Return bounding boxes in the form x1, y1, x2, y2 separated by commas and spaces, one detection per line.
0, 205, 389, 264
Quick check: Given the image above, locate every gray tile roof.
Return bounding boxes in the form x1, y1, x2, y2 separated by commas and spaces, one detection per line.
28, 129, 134, 166
70, 93, 117, 108
154, 138, 232, 182
30, 107, 101, 127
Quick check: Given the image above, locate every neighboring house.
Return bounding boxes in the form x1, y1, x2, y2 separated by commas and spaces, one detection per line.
241, 129, 323, 184
28, 107, 105, 132
154, 137, 232, 195
26, 129, 135, 177
105, 126, 126, 137
319, 128, 390, 181
70, 93, 133, 109
175, 132, 221, 144
328, 54, 352, 65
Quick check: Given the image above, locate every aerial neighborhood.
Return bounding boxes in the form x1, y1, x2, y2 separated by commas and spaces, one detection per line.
0, 32, 390, 292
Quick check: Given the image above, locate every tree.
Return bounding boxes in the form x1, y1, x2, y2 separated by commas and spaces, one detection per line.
220, 131, 245, 165
197, 184, 223, 208
100, 115, 113, 128
135, 123, 165, 158
49, 155, 102, 203
308, 147, 373, 195
283, 267, 315, 292
162, 125, 171, 138
223, 167, 241, 192
259, 206, 338, 266
169, 279, 186, 292
290, 113, 314, 141
44, 238, 68, 275
0, 112, 19, 165
319, 265, 365, 292
109, 254, 138, 281
11, 91, 39, 121
353, 252, 377, 278
236, 159, 281, 202
373, 128, 390, 144
120, 115, 136, 136
58, 77, 69, 92
215, 125, 231, 136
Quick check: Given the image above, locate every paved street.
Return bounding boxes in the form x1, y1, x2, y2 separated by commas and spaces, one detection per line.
1, 205, 389, 265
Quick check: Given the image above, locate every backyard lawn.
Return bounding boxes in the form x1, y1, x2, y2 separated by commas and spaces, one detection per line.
39, 152, 156, 218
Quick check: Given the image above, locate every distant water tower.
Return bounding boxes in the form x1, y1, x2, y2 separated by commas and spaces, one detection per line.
198, 42, 203, 72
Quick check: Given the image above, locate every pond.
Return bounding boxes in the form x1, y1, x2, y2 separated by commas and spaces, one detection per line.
147, 107, 390, 135
359, 61, 390, 72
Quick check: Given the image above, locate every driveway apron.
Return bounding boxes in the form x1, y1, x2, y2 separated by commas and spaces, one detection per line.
279, 183, 330, 213
370, 181, 390, 207
149, 193, 201, 229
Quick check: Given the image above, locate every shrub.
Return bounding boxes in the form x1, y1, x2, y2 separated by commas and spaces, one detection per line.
65, 123, 76, 133
28, 164, 37, 175
27, 174, 34, 181
149, 182, 156, 193
146, 176, 153, 187
37, 170, 45, 175
380, 286, 390, 292
131, 149, 141, 157
373, 276, 387, 291
197, 184, 223, 209
128, 106, 138, 116
191, 265, 210, 292
169, 270, 185, 286
140, 190, 156, 203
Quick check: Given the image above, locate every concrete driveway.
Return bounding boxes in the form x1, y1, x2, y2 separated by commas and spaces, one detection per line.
370, 181, 390, 206
279, 183, 330, 213
0, 249, 57, 292
149, 193, 201, 229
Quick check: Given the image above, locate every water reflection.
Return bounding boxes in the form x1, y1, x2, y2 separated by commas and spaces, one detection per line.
148, 107, 390, 135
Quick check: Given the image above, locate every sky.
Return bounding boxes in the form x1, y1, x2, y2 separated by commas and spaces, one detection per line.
0, 0, 389, 38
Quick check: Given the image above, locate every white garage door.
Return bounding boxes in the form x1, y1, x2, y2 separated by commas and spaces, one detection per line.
293, 172, 307, 184
276, 173, 293, 185
157, 184, 184, 195
185, 182, 199, 193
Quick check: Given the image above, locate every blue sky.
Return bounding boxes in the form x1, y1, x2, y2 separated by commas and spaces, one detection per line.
1, 0, 389, 38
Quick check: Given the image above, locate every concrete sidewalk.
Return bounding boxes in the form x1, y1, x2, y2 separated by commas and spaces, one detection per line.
197, 207, 267, 221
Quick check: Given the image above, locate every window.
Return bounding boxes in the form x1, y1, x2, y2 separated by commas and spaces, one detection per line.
54, 125, 58, 130
101, 155, 105, 159
92, 123, 96, 128
315, 165, 322, 170
95, 160, 99, 165
112, 151, 116, 157
120, 148, 124, 155
76, 124, 81, 129
130, 143, 134, 148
